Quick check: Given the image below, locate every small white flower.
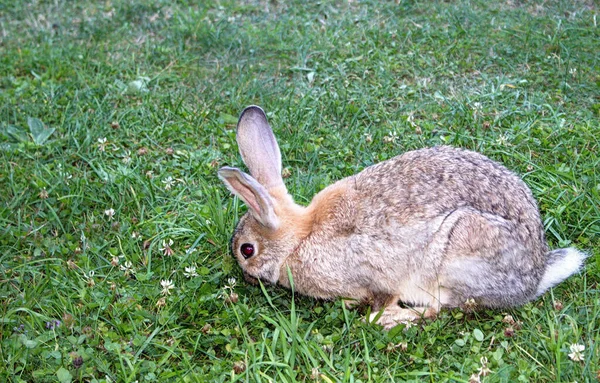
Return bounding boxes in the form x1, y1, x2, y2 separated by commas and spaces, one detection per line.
120, 260, 135, 276
568, 343, 585, 362
162, 176, 176, 190
160, 239, 174, 256
84, 270, 95, 287
121, 150, 132, 164
184, 265, 198, 278
97, 137, 108, 152
478, 356, 492, 377
496, 133, 511, 146
383, 131, 398, 143
221, 277, 237, 298
400, 320, 414, 329
104, 208, 115, 220
311, 367, 320, 380
56, 164, 74, 184
160, 279, 175, 296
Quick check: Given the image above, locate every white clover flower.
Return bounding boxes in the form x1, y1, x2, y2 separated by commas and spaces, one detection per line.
160, 239, 174, 256
477, 356, 491, 377
160, 280, 175, 296
97, 137, 108, 152
162, 176, 176, 190
104, 208, 115, 220
383, 131, 398, 143
311, 367, 320, 380
122, 150, 132, 164
220, 277, 237, 300
568, 343, 585, 362
496, 133, 511, 146
400, 320, 413, 329
184, 265, 198, 278
120, 260, 135, 276
84, 270, 95, 287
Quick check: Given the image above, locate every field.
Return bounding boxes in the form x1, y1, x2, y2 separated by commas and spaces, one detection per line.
1, 0, 599, 382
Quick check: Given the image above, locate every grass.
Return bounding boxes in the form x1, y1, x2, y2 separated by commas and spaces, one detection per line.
0, 0, 598, 381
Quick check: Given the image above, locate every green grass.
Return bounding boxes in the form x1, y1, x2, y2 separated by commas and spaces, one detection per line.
1, 0, 599, 382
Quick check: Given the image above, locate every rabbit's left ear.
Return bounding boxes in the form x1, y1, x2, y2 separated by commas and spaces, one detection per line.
218, 166, 280, 230
236, 106, 284, 190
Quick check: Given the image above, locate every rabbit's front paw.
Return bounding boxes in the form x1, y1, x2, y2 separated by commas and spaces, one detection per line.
343, 298, 361, 309
369, 305, 437, 330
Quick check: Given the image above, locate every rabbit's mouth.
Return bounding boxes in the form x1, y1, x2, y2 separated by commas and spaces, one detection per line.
243, 271, 259, 285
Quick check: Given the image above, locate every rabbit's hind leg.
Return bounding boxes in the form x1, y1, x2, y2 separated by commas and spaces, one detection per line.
440, 211, 541, 308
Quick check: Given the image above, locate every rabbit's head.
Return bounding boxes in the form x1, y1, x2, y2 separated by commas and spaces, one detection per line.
218, 106, 309, 285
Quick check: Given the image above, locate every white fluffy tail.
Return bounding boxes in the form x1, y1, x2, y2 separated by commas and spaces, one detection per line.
536, 248, 587, 297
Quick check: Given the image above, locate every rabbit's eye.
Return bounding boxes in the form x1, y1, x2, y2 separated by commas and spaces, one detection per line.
240, 243, 255, 259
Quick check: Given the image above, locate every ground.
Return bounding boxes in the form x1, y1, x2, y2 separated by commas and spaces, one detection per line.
0, 0, 599, 382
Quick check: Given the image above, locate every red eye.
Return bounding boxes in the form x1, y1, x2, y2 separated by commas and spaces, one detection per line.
240, 243, 255, 259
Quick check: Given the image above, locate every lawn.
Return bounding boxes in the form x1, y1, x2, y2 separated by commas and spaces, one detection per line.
0, 0, 599, 382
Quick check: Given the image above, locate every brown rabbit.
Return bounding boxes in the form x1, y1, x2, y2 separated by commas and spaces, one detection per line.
218, 106, 586, 329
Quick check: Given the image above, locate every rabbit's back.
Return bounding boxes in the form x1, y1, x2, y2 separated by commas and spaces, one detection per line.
352, 146, 545, 248
342, 146, 548, 265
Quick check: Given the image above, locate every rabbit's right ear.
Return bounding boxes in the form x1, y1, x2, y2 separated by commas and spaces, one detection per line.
236, 106, 284, 190
218, 166, 280, 230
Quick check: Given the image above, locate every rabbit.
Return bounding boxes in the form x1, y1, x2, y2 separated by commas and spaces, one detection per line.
218, 105, 587, 329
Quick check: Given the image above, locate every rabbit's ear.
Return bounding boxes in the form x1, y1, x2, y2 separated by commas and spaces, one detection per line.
236, 106, 284, 189
218, 166, 280, 229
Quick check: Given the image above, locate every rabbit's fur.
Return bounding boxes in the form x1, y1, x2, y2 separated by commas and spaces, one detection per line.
218, 106, 586, 329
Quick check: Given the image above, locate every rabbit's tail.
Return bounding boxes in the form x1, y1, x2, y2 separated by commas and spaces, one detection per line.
536, 248, 587, 297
